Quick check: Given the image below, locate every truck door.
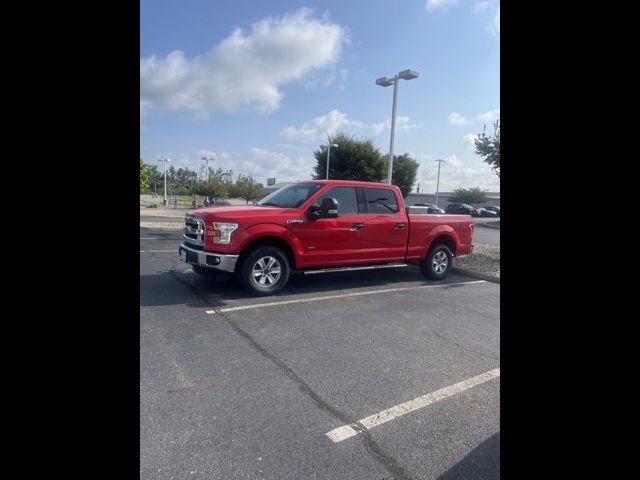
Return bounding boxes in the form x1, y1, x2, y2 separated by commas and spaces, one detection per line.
356, 187, 409, 262
294, 186, 372, 267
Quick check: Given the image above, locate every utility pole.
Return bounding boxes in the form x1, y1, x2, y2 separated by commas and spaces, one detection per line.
324, 144, 339, 179
158, 158, 171, 206
376, 69, 419, 183
434, 159, 446, 208
202, 156, 213, 182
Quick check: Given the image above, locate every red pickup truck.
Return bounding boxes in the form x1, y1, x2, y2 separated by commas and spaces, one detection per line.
179, 180, 473, 296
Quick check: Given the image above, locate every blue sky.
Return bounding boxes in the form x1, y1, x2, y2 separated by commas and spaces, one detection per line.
140, 0, 500, 193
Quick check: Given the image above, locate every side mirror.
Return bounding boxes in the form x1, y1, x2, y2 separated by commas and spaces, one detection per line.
308, 197, 339, 219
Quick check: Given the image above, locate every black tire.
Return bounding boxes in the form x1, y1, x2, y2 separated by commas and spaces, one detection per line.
420, 244, 453, 280
237, 246, 290, 296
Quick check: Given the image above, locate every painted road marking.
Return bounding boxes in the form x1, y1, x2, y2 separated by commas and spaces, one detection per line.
206, 280, 486, 314
140, 250, 176, 253
325, 368, 500, 443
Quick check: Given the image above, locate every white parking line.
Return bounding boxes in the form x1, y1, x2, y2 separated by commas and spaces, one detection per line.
326, 368, 500, 443
206, 280, 486, 314
140, 250, 176, 253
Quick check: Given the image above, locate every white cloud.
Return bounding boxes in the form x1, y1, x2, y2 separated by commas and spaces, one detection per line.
445, 154, 463, 169
463, 133, 479, 147
281, 110, 417, 143
448, 112, 472, 126
280, 109, 364, 143
474, 1, 492, 13
140, 8, 348, 115
149, 148, 316, 184
425, 0, 460, 11
477, 108, 500, 121
414, 153, 499, 193
494, 7, 500, 34
371, 116, 417, 135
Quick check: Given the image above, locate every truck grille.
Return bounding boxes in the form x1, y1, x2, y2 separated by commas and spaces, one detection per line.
184, 216, 205, 246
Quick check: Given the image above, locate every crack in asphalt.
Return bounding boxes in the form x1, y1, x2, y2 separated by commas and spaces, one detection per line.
168, 267, 414, 480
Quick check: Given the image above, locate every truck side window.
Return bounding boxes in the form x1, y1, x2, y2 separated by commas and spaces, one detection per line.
364, 188, 399, 214
313, 187, 359, 214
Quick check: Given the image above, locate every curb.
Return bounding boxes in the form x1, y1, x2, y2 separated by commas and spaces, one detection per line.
452, 267, 500, 284
140, 222, 184, 230
481, 222, 500, 230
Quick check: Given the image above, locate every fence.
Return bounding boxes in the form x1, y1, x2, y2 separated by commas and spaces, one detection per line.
140, 194, 250, 208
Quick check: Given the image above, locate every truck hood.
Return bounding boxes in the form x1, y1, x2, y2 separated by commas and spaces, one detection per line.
186, 205, 295, 220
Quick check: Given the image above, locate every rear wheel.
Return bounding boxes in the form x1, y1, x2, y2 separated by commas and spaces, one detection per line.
237, 246, 290, 296
420, 244, 453, 280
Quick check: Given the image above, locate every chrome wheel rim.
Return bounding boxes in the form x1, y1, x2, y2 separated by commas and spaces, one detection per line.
252, 256, 282, 286
432, 251, 449, 274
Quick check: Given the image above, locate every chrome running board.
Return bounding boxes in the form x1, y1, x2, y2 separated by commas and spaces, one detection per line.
302, 263, 408, 275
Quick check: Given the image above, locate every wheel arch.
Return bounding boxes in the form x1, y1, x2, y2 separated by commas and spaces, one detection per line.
238, 235, 297, 270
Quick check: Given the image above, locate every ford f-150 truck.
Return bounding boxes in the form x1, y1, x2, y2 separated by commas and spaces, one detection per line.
179, 180, 473, 296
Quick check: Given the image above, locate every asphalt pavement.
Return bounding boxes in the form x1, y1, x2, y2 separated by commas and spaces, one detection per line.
140, 229, 500, 480
472, 222, 500, 246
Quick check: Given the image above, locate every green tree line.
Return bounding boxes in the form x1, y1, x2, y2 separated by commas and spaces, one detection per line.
140, 160, 265, 204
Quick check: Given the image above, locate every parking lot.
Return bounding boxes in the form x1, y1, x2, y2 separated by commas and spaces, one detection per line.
140, 229, 500, 480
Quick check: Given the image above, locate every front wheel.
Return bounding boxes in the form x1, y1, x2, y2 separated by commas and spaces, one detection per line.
237, 246, 290, 296
420, 244, 453, 280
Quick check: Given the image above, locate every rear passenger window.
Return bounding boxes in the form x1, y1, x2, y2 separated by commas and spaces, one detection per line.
314, 187, 359, 214
364, 188, 399, 214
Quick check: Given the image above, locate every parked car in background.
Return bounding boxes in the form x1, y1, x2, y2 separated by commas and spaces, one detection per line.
414, 203, 445, 214
445, 203, 480, 217
484, 206, 500, 217
477, 207, 498, 218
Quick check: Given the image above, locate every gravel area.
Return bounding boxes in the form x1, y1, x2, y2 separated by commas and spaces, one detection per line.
454, 243, 500, 278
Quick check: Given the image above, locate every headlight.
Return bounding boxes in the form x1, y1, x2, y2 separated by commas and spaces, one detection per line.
211, 222, 238, 244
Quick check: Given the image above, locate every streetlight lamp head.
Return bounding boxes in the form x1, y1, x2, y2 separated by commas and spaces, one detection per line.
398, 69, 419, 80
376, 76, 394, 87
331, 144, 339, 148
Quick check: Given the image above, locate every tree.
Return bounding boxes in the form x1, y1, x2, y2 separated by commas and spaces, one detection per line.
148, 165, 160, 194
448, 187, 488, 204
384, 153, 419, 198
140, 158, 150, 192
195, 168, 234, 198
475, 119, 500, 177
313, 132, 385, 181
231, 174, 265, 204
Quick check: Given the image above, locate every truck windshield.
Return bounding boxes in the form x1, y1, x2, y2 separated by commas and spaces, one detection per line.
257, 183, 322, 208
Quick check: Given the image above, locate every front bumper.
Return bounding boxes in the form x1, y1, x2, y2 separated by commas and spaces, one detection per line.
178, 242, 239, 273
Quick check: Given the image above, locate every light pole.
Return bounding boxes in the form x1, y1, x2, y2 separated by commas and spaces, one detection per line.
201, 156, 213, 182
376, 69, 419, 184
158, 158, 171, 206
434, 159, 446, 208
324, 143, 339, 179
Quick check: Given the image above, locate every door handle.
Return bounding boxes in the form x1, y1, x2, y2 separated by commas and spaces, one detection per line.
394, 223, 405, 230
352, 223, 365, 230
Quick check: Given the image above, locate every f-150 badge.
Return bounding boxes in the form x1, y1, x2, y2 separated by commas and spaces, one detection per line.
287, 219, 304, 224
